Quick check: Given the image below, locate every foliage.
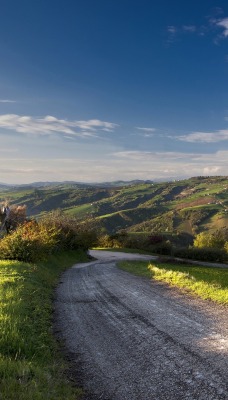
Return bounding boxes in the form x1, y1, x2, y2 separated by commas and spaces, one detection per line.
194, 228, 228, 250
0, 208, 100, 262
41, 210, 99, 251
97, 234, 122, 248
147, 234, 164, 244
148, 241, 173, 255
97, 231, 173, 255
0, 220, 59, 262
173, 247, 227, 263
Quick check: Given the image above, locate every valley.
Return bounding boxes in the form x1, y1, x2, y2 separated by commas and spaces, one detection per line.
0, 176, 227, 236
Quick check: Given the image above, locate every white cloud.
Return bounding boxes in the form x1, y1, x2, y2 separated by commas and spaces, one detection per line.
167, 14, 228, 44
136, 127, 156, 132
0, 114, 118, 137
175, 129, 228, 143
216, 17, 228, 37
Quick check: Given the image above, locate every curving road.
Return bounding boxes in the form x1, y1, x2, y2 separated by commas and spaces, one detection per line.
54, 250, 228, 400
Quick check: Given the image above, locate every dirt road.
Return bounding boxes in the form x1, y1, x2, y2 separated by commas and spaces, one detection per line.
54, 250, 228, 400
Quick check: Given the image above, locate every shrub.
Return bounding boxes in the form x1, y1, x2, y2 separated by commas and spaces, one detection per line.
41, 211, 98, 251
97, 234, 122, 248
225, 242, 228, 254
194, 228, 228, 250
148, 241, 173, 255
147, 234, 164, 245
0, 220, 59, 262
173, 247, 227, 263
123, 234, 147, 250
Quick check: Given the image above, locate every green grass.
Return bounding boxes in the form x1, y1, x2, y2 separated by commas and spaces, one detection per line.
0, 250, 89, 400
65, 203, 94, 217
118, 260, 228, 304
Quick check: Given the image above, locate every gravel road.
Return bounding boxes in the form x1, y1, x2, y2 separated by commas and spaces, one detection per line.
54, 250, 228, 400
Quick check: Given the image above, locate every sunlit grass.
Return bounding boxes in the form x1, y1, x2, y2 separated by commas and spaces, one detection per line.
118, 260, 228, 304
0, 251, 88, 399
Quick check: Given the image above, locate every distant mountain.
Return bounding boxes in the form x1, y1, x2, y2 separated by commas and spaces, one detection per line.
0, 183, 14, 190
88, 180, 154, 187
0, 180, 153, 189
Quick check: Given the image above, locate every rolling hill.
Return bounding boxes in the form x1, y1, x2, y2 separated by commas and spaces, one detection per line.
0, 176, 227, 235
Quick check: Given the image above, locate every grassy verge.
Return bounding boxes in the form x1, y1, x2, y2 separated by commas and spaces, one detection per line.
118, 260, 228, 304
0, 250, 88, 400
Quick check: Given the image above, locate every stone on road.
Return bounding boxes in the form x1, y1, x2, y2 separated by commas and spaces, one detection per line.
54, 250, 228, 400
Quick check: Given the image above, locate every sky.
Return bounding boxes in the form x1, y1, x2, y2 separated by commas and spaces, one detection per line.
1, 0, 228, 184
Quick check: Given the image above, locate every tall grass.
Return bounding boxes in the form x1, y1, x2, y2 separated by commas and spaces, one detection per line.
118, 260, 228, 304
0, 250, 88, 400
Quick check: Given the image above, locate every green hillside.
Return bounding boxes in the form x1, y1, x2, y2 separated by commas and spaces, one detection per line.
0, 176, 227, 235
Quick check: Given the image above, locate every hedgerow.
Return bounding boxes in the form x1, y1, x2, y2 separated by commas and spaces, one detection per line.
0, 210, 99, 262
173, 247, 227, 263
41, 210, 98, 251
0, 220, 59, 262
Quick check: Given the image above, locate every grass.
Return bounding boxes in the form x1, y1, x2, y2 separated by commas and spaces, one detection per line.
65, 203, 94, 217
0, 250, 89, 400
118, 260, 228, 304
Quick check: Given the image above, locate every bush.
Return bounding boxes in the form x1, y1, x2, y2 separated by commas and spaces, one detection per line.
41, 211, 98, 251
147, 234, 164, 245
0, 220, 59, 262
123, 234, 147, 250
97, 234, 123, 248
194, 228, 228, 250
148, 241, 173, 255
173, 247, 227, 263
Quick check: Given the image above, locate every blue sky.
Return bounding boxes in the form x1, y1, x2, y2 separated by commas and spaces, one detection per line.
1, 0, 228, 183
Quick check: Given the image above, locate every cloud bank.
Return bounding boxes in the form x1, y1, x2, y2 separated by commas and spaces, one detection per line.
1, 150, 227, 184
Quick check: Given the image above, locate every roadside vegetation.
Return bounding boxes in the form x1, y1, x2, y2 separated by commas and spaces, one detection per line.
0, 251, 88, 399
118, 260, 228, 304
0, 208, 98, 399
97, 228, 228, 263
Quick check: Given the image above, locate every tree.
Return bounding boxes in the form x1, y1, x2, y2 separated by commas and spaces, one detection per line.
194, 228, 228, 250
